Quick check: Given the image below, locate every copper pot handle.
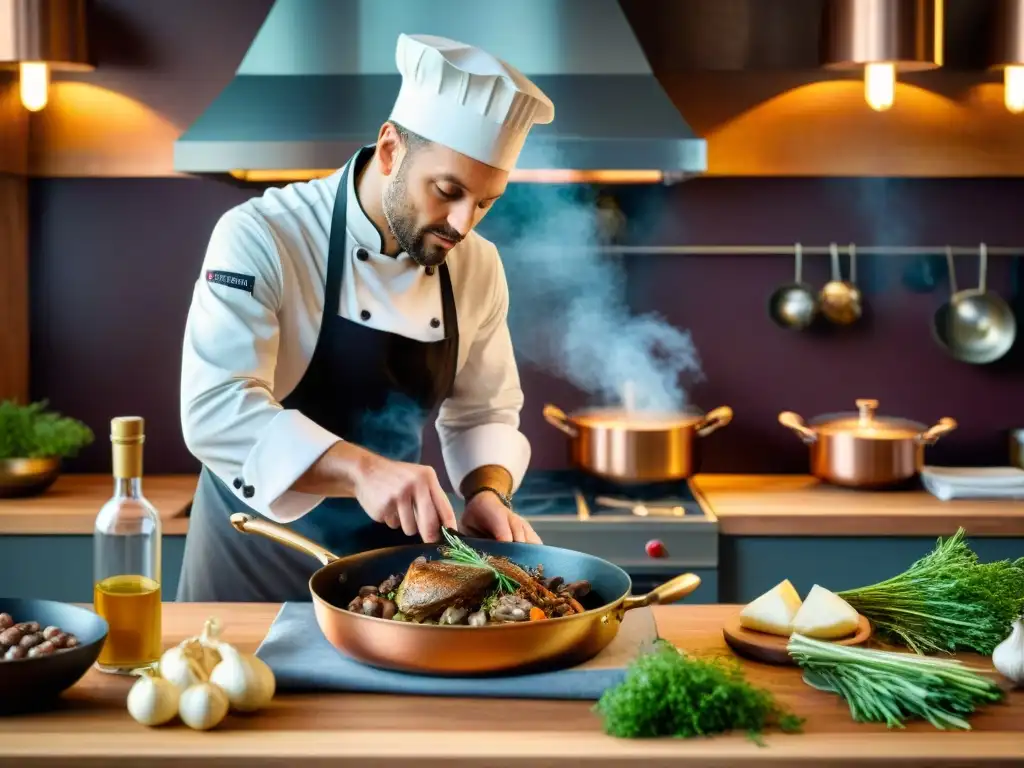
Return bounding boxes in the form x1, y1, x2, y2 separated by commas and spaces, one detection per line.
916, 417, 957, 445
779, 411, 818, 444
694, 405, 733, 437
542, 404, 578, 438
230, 512, 339, 566
621, 573, 701, 612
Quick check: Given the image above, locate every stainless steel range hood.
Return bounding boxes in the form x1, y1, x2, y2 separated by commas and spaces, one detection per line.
173, 0, 706, 183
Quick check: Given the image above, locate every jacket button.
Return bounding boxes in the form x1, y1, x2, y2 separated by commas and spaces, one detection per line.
430, 318, 440, 328
356, 248, 369, 261
232, 477, 243, 489
242, 485, 255, 498
360, 309, 371, 321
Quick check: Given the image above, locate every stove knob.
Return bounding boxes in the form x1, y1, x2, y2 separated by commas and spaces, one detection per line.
645, 539, 667, 558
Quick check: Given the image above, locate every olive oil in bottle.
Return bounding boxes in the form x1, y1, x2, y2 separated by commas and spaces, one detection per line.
93, 416, 162, 674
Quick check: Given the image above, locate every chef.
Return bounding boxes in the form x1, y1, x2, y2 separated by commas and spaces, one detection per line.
175, 33, 553, 603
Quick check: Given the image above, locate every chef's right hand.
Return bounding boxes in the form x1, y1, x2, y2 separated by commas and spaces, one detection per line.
352, 453, 457, 543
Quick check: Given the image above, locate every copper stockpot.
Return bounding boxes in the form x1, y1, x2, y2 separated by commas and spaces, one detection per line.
229, 513, 701, 676
542, 403, 733, 483
779, 399, 957, 488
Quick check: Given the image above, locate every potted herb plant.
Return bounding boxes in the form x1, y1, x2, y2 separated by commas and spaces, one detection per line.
0, 400, 94, 498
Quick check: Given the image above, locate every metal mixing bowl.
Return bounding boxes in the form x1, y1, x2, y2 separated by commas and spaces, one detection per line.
0, 457, 62, 498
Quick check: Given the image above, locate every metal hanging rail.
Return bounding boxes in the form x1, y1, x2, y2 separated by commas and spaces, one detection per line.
560, 245, 1024, 256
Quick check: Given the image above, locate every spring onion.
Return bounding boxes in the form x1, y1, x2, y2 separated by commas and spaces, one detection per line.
787, 633, 1006, 730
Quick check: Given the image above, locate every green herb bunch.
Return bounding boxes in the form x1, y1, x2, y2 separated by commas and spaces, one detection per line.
0, 400, 94, 460
788, 633, 1005, 730
439, 527, 518, 593
837, 527, 1024, 655
593, 640, 803, 742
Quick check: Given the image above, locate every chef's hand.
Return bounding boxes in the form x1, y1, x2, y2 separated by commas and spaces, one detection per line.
459, 492, 542, 544
351, 453, 457, 543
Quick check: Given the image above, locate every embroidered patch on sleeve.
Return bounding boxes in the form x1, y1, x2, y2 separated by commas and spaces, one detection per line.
206, 270, 255, 294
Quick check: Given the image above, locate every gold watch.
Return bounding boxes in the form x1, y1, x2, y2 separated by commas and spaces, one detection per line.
466, 486, 513, 511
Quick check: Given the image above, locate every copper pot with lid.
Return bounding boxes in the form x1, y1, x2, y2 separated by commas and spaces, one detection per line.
778, 399, 957, 488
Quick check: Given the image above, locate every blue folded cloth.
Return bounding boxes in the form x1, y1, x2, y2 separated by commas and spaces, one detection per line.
254, 602, 658, 700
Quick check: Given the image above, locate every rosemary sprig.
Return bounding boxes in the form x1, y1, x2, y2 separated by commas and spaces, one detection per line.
439, 527, 518, 593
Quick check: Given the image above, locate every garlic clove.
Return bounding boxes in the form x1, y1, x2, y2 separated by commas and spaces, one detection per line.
158, 646, 204, 690
178, 682, 230, 730
991, 617, 1024, 689
127, 674, 180, 727
209, 648, 275, 712
247, 654, 277, 708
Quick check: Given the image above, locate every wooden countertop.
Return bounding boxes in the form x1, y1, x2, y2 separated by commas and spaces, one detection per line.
0, 474, 196, 535
1, 602, 1021, 766
691, 474, 1024, 537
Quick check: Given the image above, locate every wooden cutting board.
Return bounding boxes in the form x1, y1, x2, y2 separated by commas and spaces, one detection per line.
722, 613, 872, 665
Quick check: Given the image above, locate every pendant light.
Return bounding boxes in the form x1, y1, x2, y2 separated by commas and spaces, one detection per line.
821, 0, 944, 112
0, 0, 93, 112
990, 0, 1024, 114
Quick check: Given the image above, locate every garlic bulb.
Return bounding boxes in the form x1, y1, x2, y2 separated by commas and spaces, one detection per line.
178, 682, 230, 730
208, 645, 276, 712
991, 617, 1024, 688
159, 617, 225, 689
126, 672, 180, 726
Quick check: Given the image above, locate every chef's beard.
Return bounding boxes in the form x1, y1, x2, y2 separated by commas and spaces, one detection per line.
382, 162, 462, 268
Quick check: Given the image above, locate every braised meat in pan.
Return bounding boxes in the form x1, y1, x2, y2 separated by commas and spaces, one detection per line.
346, 529, 591, 625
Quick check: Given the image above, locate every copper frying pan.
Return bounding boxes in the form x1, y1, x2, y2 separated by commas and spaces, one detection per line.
229, 513, 701, 676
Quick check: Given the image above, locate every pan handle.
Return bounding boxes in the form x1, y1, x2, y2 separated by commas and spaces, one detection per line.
621, 572, 701, 612
779, 411, 817, 444
230, 512, 340, 567
694, 406, 733, 437
916, 417, 957, 446
542, 404, 578, 437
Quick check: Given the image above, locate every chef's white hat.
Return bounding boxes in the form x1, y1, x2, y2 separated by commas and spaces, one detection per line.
388, 33, 554, 172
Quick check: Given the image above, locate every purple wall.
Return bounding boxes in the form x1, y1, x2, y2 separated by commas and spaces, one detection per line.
28, 176, 1024, 485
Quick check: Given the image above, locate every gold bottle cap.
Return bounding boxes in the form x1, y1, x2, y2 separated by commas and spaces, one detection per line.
111, 416, 145, 443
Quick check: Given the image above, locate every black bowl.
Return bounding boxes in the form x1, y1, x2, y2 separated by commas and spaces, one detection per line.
0, 598, 109, 715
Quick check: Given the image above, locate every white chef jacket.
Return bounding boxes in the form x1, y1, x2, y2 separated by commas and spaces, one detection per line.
179, 152, 531, 524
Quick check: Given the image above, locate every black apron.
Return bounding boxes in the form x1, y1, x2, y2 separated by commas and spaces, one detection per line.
176, 147, 459, 602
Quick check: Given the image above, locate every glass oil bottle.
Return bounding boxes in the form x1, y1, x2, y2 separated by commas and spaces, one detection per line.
93, 416, 163, 674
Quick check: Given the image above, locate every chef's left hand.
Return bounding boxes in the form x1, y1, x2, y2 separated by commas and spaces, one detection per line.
459, 492, 542, 544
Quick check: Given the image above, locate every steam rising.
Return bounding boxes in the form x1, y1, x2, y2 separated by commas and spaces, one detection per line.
480, 183, 703, 412
354, 392, 426, 463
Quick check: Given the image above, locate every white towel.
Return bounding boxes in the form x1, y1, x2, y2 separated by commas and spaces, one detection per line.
921, 466, 1024, 501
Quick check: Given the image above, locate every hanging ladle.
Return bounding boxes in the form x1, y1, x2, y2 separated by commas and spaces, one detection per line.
933, 243, 1017, 364
819, 242, 862, 325
768, 243, 818, 330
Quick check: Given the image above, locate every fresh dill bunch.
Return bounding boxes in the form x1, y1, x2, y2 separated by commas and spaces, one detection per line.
439, 527, 518, 593
837, 527, 1024, 655
593, 640, 804, 742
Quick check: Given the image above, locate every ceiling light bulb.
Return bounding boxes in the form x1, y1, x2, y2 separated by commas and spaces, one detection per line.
864, 62, 895, 112
19, 61, 50, 112
1005, 65, 1024, 114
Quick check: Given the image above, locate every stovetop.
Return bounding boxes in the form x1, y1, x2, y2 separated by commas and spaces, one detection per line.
513, 470, 708, 520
